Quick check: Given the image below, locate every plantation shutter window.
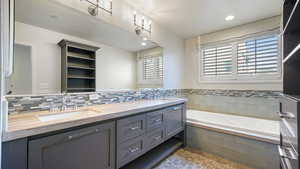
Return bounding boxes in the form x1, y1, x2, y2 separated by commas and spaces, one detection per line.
200, 31, 281, 81
237, 35, 279, 75
203, 45, 233, 77
142, 55, 163, 80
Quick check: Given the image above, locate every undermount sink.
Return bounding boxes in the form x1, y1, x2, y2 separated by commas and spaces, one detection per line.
38, 111, 82, 122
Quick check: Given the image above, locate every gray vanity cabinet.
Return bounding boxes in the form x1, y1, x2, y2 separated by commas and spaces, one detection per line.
28, 121, 115, 169
116, 104, 185, 168
164, 105, 184, 139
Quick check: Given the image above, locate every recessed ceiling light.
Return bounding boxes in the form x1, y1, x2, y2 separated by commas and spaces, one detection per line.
141, 42, 147, 46
225, 15, 235, 21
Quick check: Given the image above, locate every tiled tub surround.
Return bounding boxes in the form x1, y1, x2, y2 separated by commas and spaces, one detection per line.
187, 126, 280, 169
187, 110, 280, 144
183, 89, 281, 120
186, 110, 280, 169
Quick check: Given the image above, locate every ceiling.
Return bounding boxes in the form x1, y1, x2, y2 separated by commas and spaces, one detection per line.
15, 0, 158, 52
125, 0, 282, 38
15, 0, 282, 49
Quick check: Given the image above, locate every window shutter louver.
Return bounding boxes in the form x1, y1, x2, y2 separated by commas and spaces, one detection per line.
203, 45, 233, 77
143, 56, 163, 80
237, 35, 279, 75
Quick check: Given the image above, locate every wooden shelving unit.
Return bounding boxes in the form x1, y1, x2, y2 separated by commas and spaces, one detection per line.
282, 0, 300, 95
58, 39, 99, 93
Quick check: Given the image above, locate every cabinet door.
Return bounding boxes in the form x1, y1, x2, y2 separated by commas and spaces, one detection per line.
164, 105, 183, 139
28, 121, 115, 169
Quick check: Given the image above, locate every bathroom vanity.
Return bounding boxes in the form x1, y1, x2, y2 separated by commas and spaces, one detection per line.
2, 98, 186, 169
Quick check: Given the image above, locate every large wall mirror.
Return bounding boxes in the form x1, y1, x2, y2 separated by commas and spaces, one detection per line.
6, 0, 164, 95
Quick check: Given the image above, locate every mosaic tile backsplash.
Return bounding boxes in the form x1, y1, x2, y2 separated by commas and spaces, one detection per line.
6, 89, 282, 115
6, 89, 182, 114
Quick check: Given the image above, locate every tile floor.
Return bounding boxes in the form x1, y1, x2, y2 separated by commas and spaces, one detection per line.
154, 148, 253, 169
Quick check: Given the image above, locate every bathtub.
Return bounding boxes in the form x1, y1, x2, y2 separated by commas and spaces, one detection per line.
187, 109, 280, 144
186, 109, 280, 169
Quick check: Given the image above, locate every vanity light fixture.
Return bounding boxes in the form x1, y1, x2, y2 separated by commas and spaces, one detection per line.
225, 15, 235, 21
81, 0, 112, 16
133, 11, 152, 35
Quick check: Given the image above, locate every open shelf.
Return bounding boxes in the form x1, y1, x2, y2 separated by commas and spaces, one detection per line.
68, 76, 95, 79
58, 39, 99, 93
67, 88, 95, 90
282, 0, 300, 35
68, 63, 95, 70
121, 138, 183, 169
68, 52, 95, 61
283, 43, 300, 63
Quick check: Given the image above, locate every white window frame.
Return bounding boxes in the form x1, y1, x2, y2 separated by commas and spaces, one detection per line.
137, 48, 163, 85
199, 30, 282, 83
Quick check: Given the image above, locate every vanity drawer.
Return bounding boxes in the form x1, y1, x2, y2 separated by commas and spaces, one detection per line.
145, 127, 164, 151
117, 135, 145, 168
117, 114, 146, 143
146, 110, 164, 131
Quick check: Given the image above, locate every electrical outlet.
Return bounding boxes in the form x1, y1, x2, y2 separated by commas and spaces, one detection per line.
89, 94, 99, 100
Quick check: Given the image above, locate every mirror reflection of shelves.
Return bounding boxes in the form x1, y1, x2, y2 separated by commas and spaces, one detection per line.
58, 39, 99, 93
68, 51, 96, 61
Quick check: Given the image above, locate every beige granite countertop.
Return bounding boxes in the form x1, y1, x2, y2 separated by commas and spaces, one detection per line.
3, 98, 186, 142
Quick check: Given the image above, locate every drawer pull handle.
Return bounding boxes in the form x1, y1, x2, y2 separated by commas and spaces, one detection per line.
154, 136, 161, 140
130, 126, 140, 131
154, 119, 162, 123
278, 112, 295, 119
173, 107, 181, 111
68, 128, 99, 140
129, 147, 139, 153
278, 145, 297, 160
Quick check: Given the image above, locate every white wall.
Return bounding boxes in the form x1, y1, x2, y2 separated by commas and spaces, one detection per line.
184, 16, 283, 91
15, 22, 137, 94
6, 44, 32, 95
96, 46, 136, 89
